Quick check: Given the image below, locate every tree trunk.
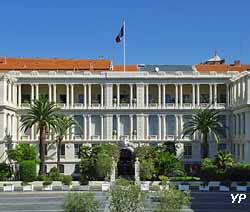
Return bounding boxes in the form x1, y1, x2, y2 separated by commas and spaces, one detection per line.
202, 133, 209, 159
57, 138, 62, 170
39, 127, 46, 176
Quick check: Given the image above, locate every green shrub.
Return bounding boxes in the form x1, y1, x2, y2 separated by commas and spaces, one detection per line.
159, 176, 168, 186
154, 189, 191, 212
8, 144, 37, 162
49, 167, 60, 181
61, 175, 72, 186
63, 192, 99, 212
0, 163, 11, 180
43, 179, 53, 186
140, 159, 155, 180
115, 177, 133, 186
109, 184, 145, 212
20, 160, 36, 182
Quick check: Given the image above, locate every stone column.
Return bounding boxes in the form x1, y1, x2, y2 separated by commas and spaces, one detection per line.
35, 84, 39, 100
136, 114, 145, 140
104, 84, 113, 108
101, 115, 104, 140
84, 84, 87, 108
146, 115, 149, 139
240, 79, 244, 103
209, 84, 213, 105
197, 84, 200, 106
66, 84, 70, 107
71, 84, 74, 107
158, 115, 162, 140
117, 84, 120, 107
192, 84, 195, 108
226, 84, 229, 107
110, 160, 116, 183
145, 84, 149, 108
158, 84, 161, 107
84, 115, 87, 140
48, 84, 52, 102
104, 114, 113, 140
130, 84, 133, 107
116, 115, 120, 139
162, 115, 166, 140
162, 84, 166, 108
18, 84, 22, 106
8, 82, 11, 103
246, 76, 250, 104
88, 84, 92, 107
214, 84, 217, 107
88, 115, 92, 139
130, 115, 133, 139
136, 83, 145, 108
53, 84, 57, 103
175, 115, 179, 139
175, 84, 178, 108
31, 84, 34, 102
180, 84, 183, 108
101, 84, 104, 107
135, 158, 140, 184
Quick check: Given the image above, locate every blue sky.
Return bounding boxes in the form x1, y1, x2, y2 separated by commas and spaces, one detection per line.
1, 0, 250, 65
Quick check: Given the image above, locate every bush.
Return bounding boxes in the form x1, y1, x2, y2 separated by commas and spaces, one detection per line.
61, 175, 72, 186
0, 163, 11, 180
49, 167, 60, 181
20, 160, 36, 182
140, 159, 155, 180
8, 144, 37, 162
115, 177, 133, 186
43, 179, 53, 186
109, 184, 145, 212
63, 192, 99, 212
154, 189, 191, 212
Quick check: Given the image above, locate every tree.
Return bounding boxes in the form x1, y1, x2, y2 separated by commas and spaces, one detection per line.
183, 107, 225, 158
8, 143, 37, 162
54, 114, 76, 169
20, 96, 58, 175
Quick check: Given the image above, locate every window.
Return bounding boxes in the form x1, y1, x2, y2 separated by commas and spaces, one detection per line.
237, 144, 240, 160
60, 144, 65, 158
166, 115, 176, 136
59, 164, 64, 174
233, 115, 236, 136
166, 95, 175, 103
242, 113, 246, 135
242, 144, 245, 160
74, 115, 83, 136
218, 143, 227, 152
22, 94, 30, 103
74, 144, 82, 159
79, 95, 84, 104
232, 144, 236, 156
45, 144, 48, 156
74, 164, 80, 174
219, 94, 226, 103
184, 144, 192, 159
60, 94, 66, 103
238, 114, 241, 135
183, 94, 191, 103
200, 144, 209, 157
200, 94, 209, 103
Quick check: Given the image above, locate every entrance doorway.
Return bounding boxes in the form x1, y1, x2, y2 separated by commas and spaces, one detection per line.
117, 148, 135, 180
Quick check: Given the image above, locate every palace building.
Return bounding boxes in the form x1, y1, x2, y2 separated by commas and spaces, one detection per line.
0, 54, 250, 176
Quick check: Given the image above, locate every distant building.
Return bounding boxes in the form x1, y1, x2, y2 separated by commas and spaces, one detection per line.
0, 55, 249, 176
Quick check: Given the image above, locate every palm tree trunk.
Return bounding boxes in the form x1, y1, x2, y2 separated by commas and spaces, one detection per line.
39, 127, 46, 176
57, 138, 62, 170
202, 133, 209, 159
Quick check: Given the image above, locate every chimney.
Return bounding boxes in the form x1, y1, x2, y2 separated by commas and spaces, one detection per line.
234, 60, 240, 66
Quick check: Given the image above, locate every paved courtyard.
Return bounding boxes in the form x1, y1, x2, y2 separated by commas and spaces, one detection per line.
0, 191, 249, 212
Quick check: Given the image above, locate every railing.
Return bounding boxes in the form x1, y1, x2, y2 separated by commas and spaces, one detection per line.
74, 135, 83, 140
57, 103, 66, 108
74, 103, 84, 108
91, 135, 100, 140
166, 103, 175, 109
149, 103, 158, 108
183, 103, 192, 109
200, 103, 209, 108
21, 103, 30, 108
120, 103, 130, 108
165, 135, 175, 141
148, 135, 158, 140
217, 103, 226, 109
91, 103, 100, 108
20, 135, 30, 141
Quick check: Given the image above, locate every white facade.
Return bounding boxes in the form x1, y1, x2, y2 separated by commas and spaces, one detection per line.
0, 68, 249, 175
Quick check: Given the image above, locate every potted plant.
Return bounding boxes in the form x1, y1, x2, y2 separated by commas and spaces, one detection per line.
22, 181, 34, 191
178, 182, 190, 191
219, 180, 231, 192
199, 181, 209, 191
3, 183, 14, 192
61, 176, 72, 191
236, 182, 247, 192
159, 176, 169, 190
42, 179, 53, 191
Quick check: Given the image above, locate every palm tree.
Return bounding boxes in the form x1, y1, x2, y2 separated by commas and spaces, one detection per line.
54, 114, 76, 169
183, 107, 226, 159
21, 96, 58, 175
214, 151, 234, 171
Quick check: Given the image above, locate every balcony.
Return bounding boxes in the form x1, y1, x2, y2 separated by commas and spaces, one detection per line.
91, 103, 100, 108
57, 103, 66, 109
183, 103, 192, 109
74, 135, 83, 140
148, 135, 158, 140
217, 103, 226, 109
20, 135, 30, 141
166, 103, 175, 109
165, 135, 175, 141
74, 103, 84, 109
91, 135, 100, 140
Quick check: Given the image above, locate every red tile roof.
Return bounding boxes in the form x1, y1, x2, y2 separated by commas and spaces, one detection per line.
195, 64, 250, 73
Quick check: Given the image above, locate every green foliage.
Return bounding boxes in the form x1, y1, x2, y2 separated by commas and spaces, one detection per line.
109, 183, 145, 212
159, 176, 168, 186
43, 179, 53, 186
49, 167, 60, 181
0, 163, 11, 180
63, 192, 99, 212
61, 175, 72, 186
200, 158, 219, 181
154, 189, 191, 212
8, 144, 37, 162
80, 144, 119, 182
115, 177, 133, 186
155, 152, 183, 176
20, 160, 37, 182
214, 151, 234, 171
162, 142, 177, 155
227, 163, 250, 181
140, 159, 155, 180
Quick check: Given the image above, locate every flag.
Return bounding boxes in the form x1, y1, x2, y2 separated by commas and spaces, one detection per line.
115, 24, 124, 43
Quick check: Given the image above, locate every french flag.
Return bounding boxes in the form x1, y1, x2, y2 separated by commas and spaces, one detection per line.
115, 24, 124, 43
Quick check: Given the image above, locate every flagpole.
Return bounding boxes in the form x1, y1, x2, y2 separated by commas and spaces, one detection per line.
123, 20, 126, 72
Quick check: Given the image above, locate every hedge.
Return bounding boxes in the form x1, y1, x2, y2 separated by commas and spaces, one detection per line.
20, 160, 37, 182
